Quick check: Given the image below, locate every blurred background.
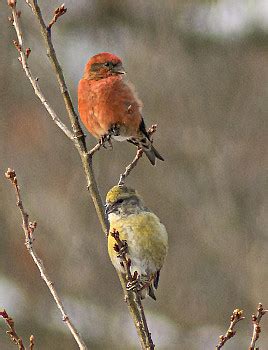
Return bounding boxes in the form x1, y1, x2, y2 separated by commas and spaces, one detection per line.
1, 0, 268, 349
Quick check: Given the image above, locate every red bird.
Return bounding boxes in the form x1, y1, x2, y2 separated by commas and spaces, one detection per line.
78, 52, 164, 165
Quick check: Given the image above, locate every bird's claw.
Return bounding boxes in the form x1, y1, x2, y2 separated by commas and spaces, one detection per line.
126, 274, 143, 291
99, 134, 113, 149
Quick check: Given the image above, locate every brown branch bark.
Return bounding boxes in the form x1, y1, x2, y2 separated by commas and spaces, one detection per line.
26, 0, 107, 235
5, 169, 88, 350
216, 308, 245, 349
118, 148, 143, 186
110, 229, 155, 349
47, 4, 67, 30
118, 124, 158, 186
9, 6, 73, 141
0, 309, 26, 350
29, 335, 35, 350
8, 1, 155, 349
249, 303, 267, 350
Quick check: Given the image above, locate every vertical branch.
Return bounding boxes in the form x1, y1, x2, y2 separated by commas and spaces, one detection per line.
27, 0, 107, 235
8, 1, 155, 348
111, 230, 155, 349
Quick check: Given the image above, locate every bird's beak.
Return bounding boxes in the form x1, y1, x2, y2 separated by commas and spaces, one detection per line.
112, 63, 126, 75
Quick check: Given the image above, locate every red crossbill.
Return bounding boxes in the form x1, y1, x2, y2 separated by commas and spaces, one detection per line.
78, 52, 164, 165
106, 185, 168, 300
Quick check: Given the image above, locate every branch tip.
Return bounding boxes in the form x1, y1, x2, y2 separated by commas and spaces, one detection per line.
29, 335, 35, 350
216, 308, 244, 349
5, 168, 16, 180
0, 309, 27, 349
249, 303, 267, 350
26, 47, 31, 58
47, 4, 67, 30
7, 0, 16, 8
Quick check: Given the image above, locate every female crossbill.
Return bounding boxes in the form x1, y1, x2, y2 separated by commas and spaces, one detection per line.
106, 185, 168, 300
78, 52, 164, 165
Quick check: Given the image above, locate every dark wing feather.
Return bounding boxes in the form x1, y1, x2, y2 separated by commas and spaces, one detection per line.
153, 270, 161, 290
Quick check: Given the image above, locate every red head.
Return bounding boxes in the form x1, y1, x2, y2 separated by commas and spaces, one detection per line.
83, 52, 125, 80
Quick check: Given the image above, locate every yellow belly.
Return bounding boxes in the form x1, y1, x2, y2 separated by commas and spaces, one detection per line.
108, 212, 168, 277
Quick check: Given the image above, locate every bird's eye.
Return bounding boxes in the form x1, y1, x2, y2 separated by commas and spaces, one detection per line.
117, 199, 124, 204
104, 62, 113, 68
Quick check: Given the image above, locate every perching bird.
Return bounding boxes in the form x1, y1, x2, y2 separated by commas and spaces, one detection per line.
78, 52, 164, 165
106, 185, 168, 300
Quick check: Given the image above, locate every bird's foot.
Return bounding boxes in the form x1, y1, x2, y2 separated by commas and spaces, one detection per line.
126, 272, 143, 292
99, 134, 112, 149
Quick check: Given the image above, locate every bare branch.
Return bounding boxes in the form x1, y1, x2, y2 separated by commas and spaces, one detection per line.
111, 229, 137, 287
5, 169, 88, 350
118, 124, 158, 186
9, 1, 155, 348
25, 0, 107, 234
0, 309, 26, 350
118, 148, 143, 186
26, 0, 85, 143
29, 335, 35, 350
216, 308, 245, 349
7, 0, 16, 8
111, 229, 155, 350
47, 4, 67, 31
249, 303, 267, 350
8, 3, 73, 141
88, 141, 103, 157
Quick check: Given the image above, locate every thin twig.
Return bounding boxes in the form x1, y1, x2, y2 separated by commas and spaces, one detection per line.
0, 309, 26, 350
88, 141, 103, 156
8, 5, 73, 141
118, 124, 158, 186
9, 2, 155, 348
47, 4, 67, 31
5, 168, 88, 350
249, 303, 267, 350
118, 149, 143, 186
111, 229, 138, 286
216, 308, 245, 349
111, 229, 155, 350
29, 335, 35, 350
25, 0, 107, 234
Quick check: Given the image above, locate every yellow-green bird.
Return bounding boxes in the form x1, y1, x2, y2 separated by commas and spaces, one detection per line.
106, 185, 168, 300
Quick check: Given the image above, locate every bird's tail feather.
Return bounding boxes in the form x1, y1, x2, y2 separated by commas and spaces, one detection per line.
139, 271, 161, 300
142, 143, 164, 166
128, 137, 164, 165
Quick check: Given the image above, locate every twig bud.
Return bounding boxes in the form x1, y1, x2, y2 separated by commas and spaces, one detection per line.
5, 168, 16, 180
7, 0, 16, 8
26, 48, 31, 58
13, 40, 21, 51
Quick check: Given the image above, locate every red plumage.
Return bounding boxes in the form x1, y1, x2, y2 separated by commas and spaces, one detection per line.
78, 52, 163, 165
